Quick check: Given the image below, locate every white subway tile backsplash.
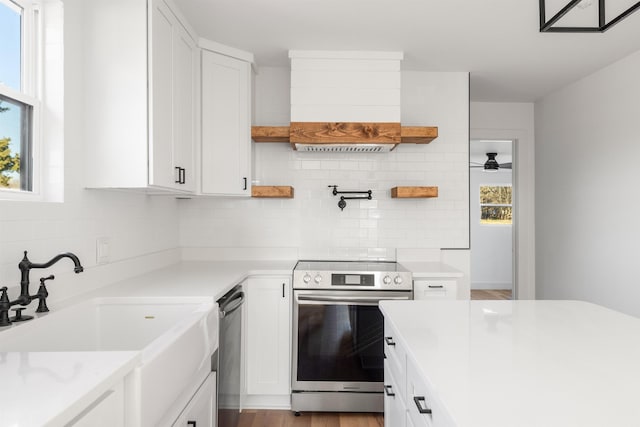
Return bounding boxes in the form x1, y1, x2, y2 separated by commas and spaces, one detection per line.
180, 69, 471, 260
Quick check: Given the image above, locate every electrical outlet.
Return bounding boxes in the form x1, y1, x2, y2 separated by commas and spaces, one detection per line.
96, 237, 110, 265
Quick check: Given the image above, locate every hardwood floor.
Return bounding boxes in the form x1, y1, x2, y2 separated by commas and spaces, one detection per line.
238, 410, 384, 427
470, 289, 512, 300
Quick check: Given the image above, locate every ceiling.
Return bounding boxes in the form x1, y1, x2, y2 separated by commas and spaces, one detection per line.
173, 0, 640, 102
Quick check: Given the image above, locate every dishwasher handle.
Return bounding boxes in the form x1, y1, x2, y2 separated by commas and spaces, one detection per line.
219, 291, 244, 318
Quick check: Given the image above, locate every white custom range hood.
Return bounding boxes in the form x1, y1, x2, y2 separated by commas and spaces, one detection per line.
289, 50, 401, 151
251, 51, 438, 151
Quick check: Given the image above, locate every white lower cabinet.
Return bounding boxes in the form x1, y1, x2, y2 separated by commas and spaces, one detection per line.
172, 372, 216, 427
413, 279, 458, 300
244, 276, 291, 407
384, 322, 454, 427
384, 361, 406, 427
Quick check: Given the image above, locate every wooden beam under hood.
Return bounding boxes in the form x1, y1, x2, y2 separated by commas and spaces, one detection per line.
251, 123, 438, 146
289, 122, 400, 146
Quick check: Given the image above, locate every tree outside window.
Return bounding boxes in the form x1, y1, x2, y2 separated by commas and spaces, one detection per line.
0, 0, 36, 193
480, 185, 512, 224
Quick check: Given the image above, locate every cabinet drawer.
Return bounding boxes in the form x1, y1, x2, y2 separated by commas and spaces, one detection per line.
384, 360, 406, 427
413, 280, 457, 300
406, 358, 455, 427
383, 322, 406, 401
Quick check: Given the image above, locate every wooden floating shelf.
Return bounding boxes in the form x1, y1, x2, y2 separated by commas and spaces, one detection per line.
391, 186, 438, 198
400, 126, 438, 144
251, 123, 438, 146
251, 186, 294, 198
250, 126, 290, 142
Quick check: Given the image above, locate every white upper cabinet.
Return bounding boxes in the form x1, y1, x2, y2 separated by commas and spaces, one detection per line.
84, 0, 196, 193
201, 49, 252, 196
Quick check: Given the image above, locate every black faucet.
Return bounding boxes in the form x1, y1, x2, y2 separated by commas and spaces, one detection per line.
16, 251, 83, 306
0, 251, 84, 327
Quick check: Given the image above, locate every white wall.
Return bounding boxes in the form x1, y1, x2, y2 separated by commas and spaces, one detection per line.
0, 0, 180, 302
470, 102, 535, 299
180, 68, 470, 261
535, 48, 640, 317
470, 169, 512, 290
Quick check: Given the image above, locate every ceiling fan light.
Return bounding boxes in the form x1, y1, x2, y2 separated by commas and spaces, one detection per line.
484, 152, 500, 171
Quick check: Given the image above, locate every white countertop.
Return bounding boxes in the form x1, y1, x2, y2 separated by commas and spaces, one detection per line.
57, 260, 296, 305
380, 300, 640, 427
0, 260, 296, 427
399, 261, 464, 278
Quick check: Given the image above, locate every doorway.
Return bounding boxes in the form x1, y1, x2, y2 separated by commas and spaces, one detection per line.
470, 139, 514, 300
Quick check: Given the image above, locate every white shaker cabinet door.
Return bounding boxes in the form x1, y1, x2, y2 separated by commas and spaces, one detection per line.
245, 277, 291, 396
149, 0, 175, 190
201, 50, 251, 196
172, 372, 216, 427
384, 361, 406, 427
150, 0, 196, 192
171, 20, 197, 192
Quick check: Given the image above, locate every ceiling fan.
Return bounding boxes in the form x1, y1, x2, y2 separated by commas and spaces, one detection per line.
470, 153, 512, 171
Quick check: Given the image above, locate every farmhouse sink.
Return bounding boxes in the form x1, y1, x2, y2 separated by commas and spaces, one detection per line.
0, 296, 218, 426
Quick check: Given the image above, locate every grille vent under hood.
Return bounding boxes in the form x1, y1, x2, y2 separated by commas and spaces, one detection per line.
295, 143, 394, 153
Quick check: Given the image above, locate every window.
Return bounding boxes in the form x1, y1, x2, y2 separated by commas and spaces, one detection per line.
0, 0, 39, 194
480, 185, 512, 224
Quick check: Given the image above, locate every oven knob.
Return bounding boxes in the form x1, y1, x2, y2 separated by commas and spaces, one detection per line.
383, 275, 392, 285
314, 275, 323, 284
394, 276, 403, 285
303, 274, 311, 284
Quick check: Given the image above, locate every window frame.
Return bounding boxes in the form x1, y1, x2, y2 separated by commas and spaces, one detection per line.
479, 184, 513, 226
0, 0, 42, 199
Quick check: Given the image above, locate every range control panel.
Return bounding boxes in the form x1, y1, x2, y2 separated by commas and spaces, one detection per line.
293, 261, 413, 291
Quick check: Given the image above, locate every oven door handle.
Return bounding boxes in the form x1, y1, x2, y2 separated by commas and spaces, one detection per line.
296, 294, 410, 305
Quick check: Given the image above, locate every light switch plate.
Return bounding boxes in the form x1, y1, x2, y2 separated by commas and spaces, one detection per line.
96, 237, 110, 265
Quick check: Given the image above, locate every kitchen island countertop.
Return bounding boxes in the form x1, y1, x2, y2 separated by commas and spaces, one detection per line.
379, 299, 640, 427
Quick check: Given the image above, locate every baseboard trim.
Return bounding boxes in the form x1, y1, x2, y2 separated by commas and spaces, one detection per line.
243, 394, 291, 410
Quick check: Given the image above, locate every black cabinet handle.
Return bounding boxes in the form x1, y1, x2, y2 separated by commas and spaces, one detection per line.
413, 396, 432, 414
175, 167, 186, 184
428, 285, 444, 289
243, 177, 247, 190
385, 336, 395, 346
187, 422, 196, 427
383, 385, 395, 397
282, 283, 285, 298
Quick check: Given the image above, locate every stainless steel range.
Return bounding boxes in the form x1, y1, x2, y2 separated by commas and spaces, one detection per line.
291, 260, 413, 413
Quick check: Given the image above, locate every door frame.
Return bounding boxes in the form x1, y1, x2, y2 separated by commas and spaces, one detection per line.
469, 129, 535, 300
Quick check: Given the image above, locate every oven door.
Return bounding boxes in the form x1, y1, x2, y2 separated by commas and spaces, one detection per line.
292, 290, 411, 393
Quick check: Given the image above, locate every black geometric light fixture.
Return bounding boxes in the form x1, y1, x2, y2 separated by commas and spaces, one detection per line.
540, 0, 640, 32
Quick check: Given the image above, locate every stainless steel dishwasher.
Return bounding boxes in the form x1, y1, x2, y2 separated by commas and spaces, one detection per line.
216, 284, 244, 427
